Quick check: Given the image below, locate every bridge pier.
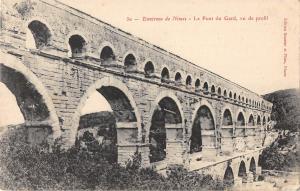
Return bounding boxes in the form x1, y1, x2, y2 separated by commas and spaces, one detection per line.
234, 126, 246, 152
221, 126, 234, 155
165, 124, 185, 165
201, 129, 218, 161
25, 120, 55, 146
116, 122, 140, 165
245, 127, 256, 149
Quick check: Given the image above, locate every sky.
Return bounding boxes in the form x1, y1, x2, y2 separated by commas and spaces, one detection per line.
59, 0, 299, 94
0, 0, 299, 126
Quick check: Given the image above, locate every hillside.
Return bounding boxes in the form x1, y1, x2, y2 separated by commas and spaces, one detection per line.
263, 88, 300, 132
79, 111, 116, 130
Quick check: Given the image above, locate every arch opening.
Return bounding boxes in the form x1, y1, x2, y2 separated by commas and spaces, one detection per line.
237, 112, 245, 126
100, 46, 115, 65
149, 97, 182, 163
175, 72, 182, 83
144, 61, 154, 76
124, 54, 137, 71
190, 105, 215, 153
27, 20, 51, 49
0, 64, 53, 144
76, 85, 137, 163
195, 79, 200, 91
68, 35, 87, 58
223, 166, 234, 187
222, 109, 233, 126
0, 82, 24, 127
203, 82, 208, 92
161, 67, 170, 83
257, 116, 261, 126
211, 85, 216, 94
186, 75, 192, 86
224, 90, 227, 97
263, 116, 266, 126
238, 161, 247, 183
249, 157, 256, 179
217, 87, 222, 96
248, 115, 255, 126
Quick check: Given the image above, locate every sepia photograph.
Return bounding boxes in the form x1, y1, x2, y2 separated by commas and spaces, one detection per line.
0, 0, 299, 190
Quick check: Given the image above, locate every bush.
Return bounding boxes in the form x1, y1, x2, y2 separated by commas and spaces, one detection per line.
260, 134, 299, 171
0, 126, 224, 190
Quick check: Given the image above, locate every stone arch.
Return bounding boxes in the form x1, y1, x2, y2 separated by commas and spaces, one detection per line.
229, 91, 232, 99
238, 160, 247, 182
249, 157, 256, 178
66, 31, 89, 58
203, 82, 209, 92
195, 79, 200, 91
263, 116, 266, 126
257, 115, 261, 126
190, 101, 216, 153
148, 91, 184, 163
0, 52, 60, 139
161, 67, 170, 83
144, 60, 155, 76
185, 75, 192, 86
248, 114, 255, 126
25, 18, 52, 49
224, 166, 235, 187
147, 91, 184, 137
223, 89, 227, 97
222, 108, 233, 126
217, 87, 222, 96
236, 111, 246, 126
70, 77, 142, 146
175, 72, 182, 83
99, 41, 116, 65
211, 85, 216, 94
123, 51, 138, 72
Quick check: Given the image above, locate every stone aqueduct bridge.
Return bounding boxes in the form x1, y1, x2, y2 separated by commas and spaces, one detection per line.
1, 0, 273, 184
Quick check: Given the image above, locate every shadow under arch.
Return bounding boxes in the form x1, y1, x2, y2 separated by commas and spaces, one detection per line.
190, 101, 216, 153
224, 165, 234, 187
0, 52, 61, 140
147, 91, 184, 163
238, 160, 247, 183
249, 157, 256, 179
70, 77, 142, 147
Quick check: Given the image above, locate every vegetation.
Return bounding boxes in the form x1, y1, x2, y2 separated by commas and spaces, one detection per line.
0, 126, 224, 190
259, 132, 299, 172
263, 88, 300, 132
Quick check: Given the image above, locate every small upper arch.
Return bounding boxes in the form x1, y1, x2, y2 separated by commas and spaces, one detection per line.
26, 18, 53, 49
143, 59, 155, 76
67, 31, 89, 58
123, 51, 138, 71
99, 41, 116, 64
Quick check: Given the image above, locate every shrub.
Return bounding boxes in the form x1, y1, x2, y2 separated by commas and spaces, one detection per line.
0, 126, 224, 190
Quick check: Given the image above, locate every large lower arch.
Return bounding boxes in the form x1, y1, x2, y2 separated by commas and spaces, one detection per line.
238, 160, 247, 183
147, 91, 184, 163
71, 77, 142, 146
149, 96, 183, 163
190, 102, 216, 153
223, 166, 234, 187
0, 52, 60, 140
